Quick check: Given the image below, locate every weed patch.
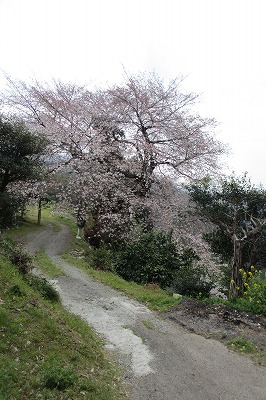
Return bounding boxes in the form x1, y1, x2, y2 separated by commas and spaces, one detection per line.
142, 320, 155, 330
24, 274, 60, 302
227, 336, 257, 353
43, 359, 77, 390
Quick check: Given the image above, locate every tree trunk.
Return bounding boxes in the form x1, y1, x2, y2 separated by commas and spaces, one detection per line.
229, 236, 244, 300
37, 198, 42, 225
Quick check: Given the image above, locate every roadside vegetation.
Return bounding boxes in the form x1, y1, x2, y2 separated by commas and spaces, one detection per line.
7, 206, 266, 318
204, 269, 266, 318
7, 207, 182, 312
0, 239, 126, 400
226, 336, 266, 366
2, 203, 266, 388
33, 252, 65, 278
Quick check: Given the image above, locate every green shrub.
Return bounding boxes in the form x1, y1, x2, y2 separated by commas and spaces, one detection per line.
171, 248, 214, 297
8, 284, 24, 297
25, 275, 60, 303
114, 229, 213, 295
0, 192, 19, 230
115, 229, 179, 288
245, 270, 266, 301
0, 239, 32, 275
10, 246, 32, 275
231, 268, 266, 316
87, 247, 115, 271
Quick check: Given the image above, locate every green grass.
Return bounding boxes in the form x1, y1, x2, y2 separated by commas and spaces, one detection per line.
5, 207, 56, 243
6, 217, 41, 239
0, 255, 126, 400
142, 320, 155, 330
63, 253, 181, 312
227, 336, 257, 354
226, 336, 266, 366
33, 252, 65, 278
53, 211, 77, 231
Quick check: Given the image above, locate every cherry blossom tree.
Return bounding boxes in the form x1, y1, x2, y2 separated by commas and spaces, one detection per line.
1, 72, 227, 243
91, 72, 226, 196
9, 175, 59, 224
149, 177, 218, 273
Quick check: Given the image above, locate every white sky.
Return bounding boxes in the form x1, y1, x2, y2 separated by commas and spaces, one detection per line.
0, 0, 265, 186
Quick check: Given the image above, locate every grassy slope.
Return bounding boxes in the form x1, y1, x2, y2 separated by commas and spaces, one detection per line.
1, 207, 127, 399
0, 256, 126, 400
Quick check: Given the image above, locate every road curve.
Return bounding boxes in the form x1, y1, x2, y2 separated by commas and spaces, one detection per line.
23, 224, 266, 400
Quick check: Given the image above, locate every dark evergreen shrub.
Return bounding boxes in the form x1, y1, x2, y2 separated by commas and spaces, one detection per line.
172, 248, 214, 297
115, 229, 180, 288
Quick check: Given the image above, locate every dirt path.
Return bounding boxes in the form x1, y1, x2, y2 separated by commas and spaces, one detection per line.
23, 224, 266, 400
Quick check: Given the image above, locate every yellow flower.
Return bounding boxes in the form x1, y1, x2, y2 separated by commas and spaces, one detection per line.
231, 279, 235, 284
239, 268, 243, 273
248, 271, 252, 276
250, 266, 255, 270
236, 286, 240, 290
244, 283, 249, 287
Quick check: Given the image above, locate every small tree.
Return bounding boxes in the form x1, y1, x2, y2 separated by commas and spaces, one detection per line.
0, 192, 18, 231
0, 118, 48, 191
187, 174, 266, 299
0, 117, 48, 228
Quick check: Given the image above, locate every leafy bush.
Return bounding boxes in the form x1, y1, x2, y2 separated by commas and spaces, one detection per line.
8, 284, 24, 297
171, 248, 214, 297
115, 229, 180, 288
0, 192, 19, 230
87, 247, 115, 271
10, 246, 32, 275
25, 275, 60, 303
231, 268, 266, 317
0, 239, 32, 275
114, 229, 213, 296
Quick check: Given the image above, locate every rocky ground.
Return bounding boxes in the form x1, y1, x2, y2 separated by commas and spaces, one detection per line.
166, 298, 266, 355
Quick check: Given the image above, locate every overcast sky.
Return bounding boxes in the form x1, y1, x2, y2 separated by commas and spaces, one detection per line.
0, 0, 265, 186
